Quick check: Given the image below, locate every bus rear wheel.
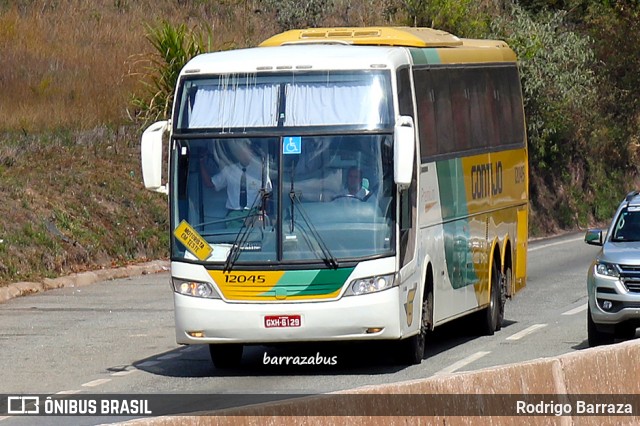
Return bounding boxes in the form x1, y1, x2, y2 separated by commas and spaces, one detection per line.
209, 344, 243, 368
479, 261, 503, 336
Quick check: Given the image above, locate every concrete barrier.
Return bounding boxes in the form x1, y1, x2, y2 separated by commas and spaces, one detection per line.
120, 339, 640, 425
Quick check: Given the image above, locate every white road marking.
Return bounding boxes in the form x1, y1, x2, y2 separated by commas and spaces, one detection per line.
81, 378, 111, 387
528, 236, 584, 252
55, 390, 82, 395
506, 323, 548, 341
562, 304, 587, 316
435, 351, 491, 375
158, 353, 181, 360
111, 370, 136, 377
0, 416, 11, 422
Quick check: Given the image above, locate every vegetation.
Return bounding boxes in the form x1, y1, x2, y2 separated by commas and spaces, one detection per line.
129, 21, 212, 125
0, 0, 638, 285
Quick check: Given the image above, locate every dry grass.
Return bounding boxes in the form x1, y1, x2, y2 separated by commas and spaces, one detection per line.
0, 0, 282, 131
0, 1, 406, 132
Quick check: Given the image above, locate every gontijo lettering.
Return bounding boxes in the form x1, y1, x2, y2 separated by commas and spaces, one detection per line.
471, 161, 503, 199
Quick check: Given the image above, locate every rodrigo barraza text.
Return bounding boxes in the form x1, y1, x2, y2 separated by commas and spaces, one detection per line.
516, 400, 633, 416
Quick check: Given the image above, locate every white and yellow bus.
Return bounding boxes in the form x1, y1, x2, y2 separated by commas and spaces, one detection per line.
140, 27, 528, 368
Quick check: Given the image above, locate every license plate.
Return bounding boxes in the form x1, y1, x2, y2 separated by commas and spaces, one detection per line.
264, 315, 301, 328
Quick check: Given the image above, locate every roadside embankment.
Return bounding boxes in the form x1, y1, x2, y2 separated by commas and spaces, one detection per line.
122, 338, 640, 425
0, 260, 169, 304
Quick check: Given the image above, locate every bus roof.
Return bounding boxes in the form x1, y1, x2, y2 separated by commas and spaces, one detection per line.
180, 27, 516, 77
259, 27, 517, 63
259, 27, 464, 48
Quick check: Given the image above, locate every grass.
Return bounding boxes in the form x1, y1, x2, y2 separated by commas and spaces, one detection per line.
0, 1, 282, 131
0, 127, 169, 284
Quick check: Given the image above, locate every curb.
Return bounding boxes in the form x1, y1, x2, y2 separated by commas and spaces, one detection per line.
0, 260, 170, 304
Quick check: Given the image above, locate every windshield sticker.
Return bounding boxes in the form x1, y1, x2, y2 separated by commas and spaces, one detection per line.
174, 220, 213, 261
283, 136, 302, 154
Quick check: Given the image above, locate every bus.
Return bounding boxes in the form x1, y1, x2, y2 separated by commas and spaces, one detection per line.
140, 27, 529, 368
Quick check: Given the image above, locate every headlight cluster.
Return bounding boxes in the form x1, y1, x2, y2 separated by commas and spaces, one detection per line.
346, 273, 396, 296
595, 261, 619, 278
172, 278, 220, 298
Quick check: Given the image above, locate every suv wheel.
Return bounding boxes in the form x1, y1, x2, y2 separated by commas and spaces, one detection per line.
587, 306, 615, 347
615, 323, 638, 340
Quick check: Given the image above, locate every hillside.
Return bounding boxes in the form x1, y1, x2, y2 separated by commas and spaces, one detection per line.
0, 127, 168, 284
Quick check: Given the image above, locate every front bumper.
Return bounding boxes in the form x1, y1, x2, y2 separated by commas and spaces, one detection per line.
588, 272, 640, 326
174, 287, 403, 344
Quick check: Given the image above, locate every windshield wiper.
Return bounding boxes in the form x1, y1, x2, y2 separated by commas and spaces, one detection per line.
223, 193, 263, 272
289, 191, 339, 269
224, 156, 271, 272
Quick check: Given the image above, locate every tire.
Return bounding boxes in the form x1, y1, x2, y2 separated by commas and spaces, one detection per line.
209, 344, 243, 368
399, 332, 425, 365
479, 260, 503, 336
587, 306, 615, 347
396, 291, 431, 365
615, 323, 637, 340
497, 266, 509, 332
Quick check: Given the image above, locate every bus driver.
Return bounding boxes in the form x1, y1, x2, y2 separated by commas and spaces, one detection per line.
337, 166, 369, 199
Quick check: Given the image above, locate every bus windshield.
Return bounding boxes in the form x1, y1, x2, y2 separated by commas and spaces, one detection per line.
171, 135, 395, 265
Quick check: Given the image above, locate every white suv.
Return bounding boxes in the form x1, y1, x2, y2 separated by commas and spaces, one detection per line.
584, 191, 640, 346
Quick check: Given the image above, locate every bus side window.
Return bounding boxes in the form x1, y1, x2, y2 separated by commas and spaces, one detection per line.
431, 69, 454, 155
413, 67, 438, 160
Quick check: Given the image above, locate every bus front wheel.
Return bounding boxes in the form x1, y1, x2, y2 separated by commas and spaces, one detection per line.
209, 344, 243, 369
396, 291, 430, 365
400, 330, 425, 365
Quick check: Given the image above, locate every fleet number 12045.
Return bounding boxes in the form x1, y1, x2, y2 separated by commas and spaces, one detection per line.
224, 274, 266, 284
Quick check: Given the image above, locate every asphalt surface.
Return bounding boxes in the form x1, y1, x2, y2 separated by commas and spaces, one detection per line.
2, 232, 630, 425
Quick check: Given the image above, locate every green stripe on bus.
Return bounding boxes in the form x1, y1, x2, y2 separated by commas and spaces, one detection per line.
437, 159, 478, 289
409, 48, 441, 65
262, 267, 354, 296
436, 159, 467, 220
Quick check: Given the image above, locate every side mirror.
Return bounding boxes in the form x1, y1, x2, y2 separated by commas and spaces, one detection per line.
585, 229, 603, 246
394, 115, 415, 188
141, 120, 169, 194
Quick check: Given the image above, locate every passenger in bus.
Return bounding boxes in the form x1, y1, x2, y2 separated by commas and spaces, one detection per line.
199, 139, 271, 226
336, 166, 370, 199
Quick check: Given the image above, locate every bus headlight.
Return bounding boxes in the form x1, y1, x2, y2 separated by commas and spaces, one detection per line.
172, 278, 220, 299
345, 273, 396, 296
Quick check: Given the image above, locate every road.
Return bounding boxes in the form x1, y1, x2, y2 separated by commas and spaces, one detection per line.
0, 232, 616, 422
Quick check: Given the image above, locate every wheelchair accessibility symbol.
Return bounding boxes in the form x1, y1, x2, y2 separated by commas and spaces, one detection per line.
283, 136, 302, 154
